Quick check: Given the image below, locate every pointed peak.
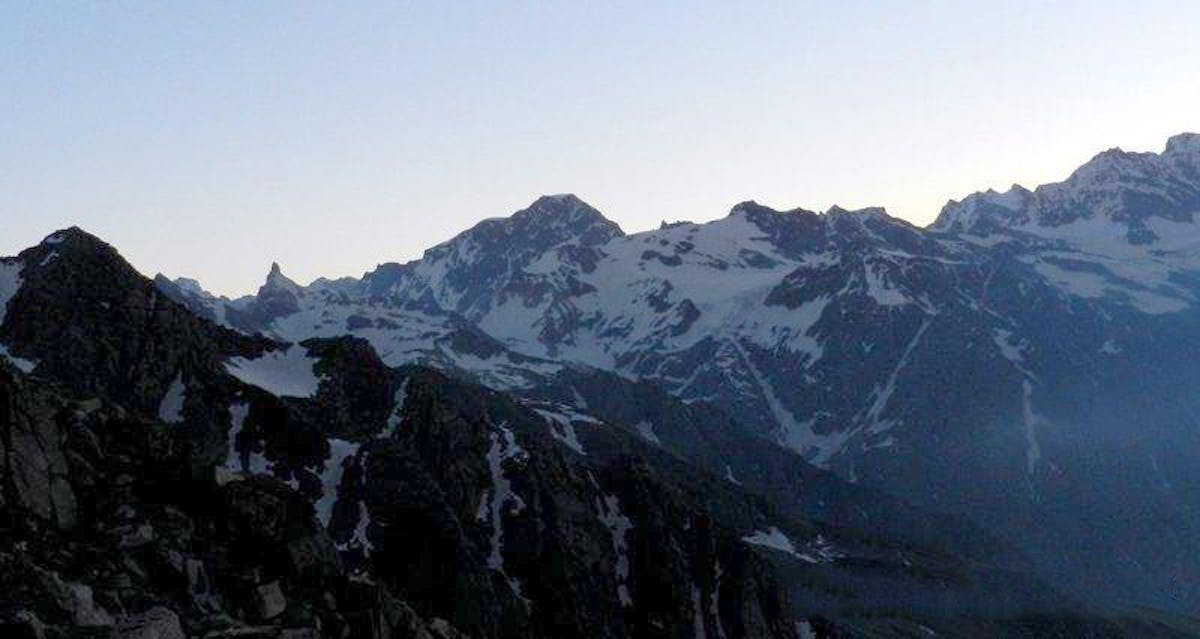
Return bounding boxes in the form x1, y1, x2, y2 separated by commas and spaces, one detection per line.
261, 262, 301, 296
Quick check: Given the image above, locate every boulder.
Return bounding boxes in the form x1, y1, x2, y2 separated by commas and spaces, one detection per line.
253, 582, 286, 620
279, 629, 320, 639
115, 607, 184, 639
117, 524, 156, 549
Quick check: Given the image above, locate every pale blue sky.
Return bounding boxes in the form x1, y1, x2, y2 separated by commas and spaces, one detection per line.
3, 1, 1199, 295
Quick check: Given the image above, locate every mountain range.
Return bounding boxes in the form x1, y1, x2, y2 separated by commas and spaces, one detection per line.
4, 135, 1200, 637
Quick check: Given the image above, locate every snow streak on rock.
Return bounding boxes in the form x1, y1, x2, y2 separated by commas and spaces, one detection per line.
217, 403, 269, 483
597, 494, 634, 606
378, 378, 409, 439
532, 405, 597, 455
315, 439, 361, 529
724, 465, 742, 486
863, 319, 931, 434
338, 500, 374, 556
711, 561, 727, 639
481, 422, 529, 606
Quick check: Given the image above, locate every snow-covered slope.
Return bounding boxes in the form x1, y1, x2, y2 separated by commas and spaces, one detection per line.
159, 133, 1200, 613
164, 135, 1200, 463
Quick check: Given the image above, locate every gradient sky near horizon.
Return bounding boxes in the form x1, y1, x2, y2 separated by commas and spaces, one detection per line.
4, 2, 1200, 296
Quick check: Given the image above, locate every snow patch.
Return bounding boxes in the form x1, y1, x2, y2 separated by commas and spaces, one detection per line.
157, 373, 187, 424
692, 583, 707, 639
742, 527, 798, 555
1033, 260, 1187, 315
444, 348, 564, 391
635, 420, 661, 445
225, 345, 323, 398
1021, 380, 1043, 474
742, 527, 833, 564
992, 329, 1024, 364
0, 344, 36, 373
863, 263, 909, 306
0, 260, 24, 327
217, 403, 270, 483
724, 465, 742, 486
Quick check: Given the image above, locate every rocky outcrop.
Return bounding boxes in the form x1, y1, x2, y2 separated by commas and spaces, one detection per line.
0, 369, 467, 639
0, 228, 269, 416
1, 365, 76, 529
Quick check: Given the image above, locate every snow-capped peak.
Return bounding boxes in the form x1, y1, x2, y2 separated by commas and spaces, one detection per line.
506, 194, 624, 243
931, 186, 1033, 233
1064, 146, 1160, 185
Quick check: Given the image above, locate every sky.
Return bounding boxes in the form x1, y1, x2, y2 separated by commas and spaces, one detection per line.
3, 2, 1199, 296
